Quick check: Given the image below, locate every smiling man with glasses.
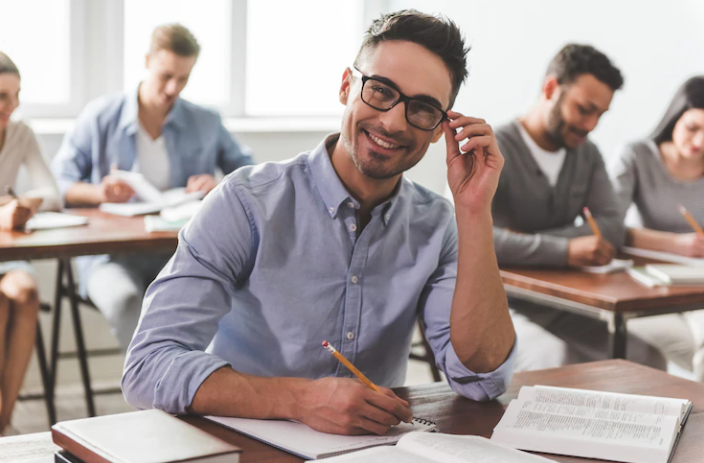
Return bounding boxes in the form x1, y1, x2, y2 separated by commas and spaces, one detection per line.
123, 10, 516, 436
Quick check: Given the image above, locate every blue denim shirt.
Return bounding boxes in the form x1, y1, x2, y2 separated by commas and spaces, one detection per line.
51, 87, 254, 293
122, 134, 516, 414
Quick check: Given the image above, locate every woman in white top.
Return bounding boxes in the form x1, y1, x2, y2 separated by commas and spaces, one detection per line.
0, 51, 60, 434
611, 76, 704, 380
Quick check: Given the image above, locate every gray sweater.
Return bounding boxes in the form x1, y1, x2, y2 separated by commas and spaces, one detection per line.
611, 140, 704, 232
492, 120, 624, 267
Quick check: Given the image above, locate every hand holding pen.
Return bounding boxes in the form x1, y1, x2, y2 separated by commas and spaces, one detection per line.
292, 341, 412, 436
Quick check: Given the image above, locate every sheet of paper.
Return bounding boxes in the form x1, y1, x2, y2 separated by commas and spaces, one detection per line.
25, 212, 88, 230
206, 415, 435, 459
623, 246, 704, 268
110, 170, 163, 203
581, 258, 633, 274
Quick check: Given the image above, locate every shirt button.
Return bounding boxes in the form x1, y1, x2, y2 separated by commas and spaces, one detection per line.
346, 331, 355, 340
351, 275, 358, 284
329, 207, 335, 214
347, 201, 355, 209
349, 223, 357, 232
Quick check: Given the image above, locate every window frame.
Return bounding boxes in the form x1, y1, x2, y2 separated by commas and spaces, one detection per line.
16, 0, 389, 119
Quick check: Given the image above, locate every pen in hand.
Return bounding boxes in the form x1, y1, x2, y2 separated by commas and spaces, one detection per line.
322, 340, 414, 424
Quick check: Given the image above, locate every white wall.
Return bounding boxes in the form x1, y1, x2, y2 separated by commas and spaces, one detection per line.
389, 0, 704, 164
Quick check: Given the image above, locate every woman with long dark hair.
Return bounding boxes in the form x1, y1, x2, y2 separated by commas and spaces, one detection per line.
0, 51, 60, 434
611, 76, 704, 380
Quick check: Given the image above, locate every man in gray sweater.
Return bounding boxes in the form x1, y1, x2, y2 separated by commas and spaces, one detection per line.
493, 44, 666, 371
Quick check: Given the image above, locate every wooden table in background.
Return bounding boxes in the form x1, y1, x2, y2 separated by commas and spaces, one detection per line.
4, 360, 703, 463
0, 209, 178, 262
501, 258, 704, 359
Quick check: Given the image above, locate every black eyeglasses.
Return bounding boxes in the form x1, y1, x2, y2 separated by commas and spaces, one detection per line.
352, 67, 448, 131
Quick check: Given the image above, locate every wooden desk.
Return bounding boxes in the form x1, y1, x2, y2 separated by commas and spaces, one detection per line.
0, 209, 178, 262
5, 360, 702, 463
501, 260, 704, 358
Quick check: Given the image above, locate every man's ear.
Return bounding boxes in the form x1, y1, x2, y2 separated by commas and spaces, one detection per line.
431, 123, 445, 143
543, 75, 560, 101
339, 68, 353, 105
145, 53, 151, 70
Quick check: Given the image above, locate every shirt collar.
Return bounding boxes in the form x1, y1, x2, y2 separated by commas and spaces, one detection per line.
309, 133, 402, 226
118, 84, 185, 135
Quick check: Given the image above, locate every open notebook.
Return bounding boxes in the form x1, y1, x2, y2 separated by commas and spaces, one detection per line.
206, 415, 438, 459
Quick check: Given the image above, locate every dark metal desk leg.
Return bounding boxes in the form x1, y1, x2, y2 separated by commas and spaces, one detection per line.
608, 312, 627, 359
64, 260, 96, 417
49, 259, 64, 411
35, 323, 57, 426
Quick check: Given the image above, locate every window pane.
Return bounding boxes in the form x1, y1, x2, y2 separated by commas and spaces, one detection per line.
246, 0, 364, 116
124, 0, 231, 106
0, 0, 70, 104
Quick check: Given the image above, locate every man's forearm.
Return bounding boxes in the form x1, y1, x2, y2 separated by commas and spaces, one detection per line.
451, 209, 515, 373
189, 366, 309, 420
64, 182, 103, 206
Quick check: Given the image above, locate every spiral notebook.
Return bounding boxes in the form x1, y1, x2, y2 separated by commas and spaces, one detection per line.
205, 415, 438, 459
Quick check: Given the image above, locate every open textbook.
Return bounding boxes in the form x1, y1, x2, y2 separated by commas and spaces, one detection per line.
491, 385, 692, 463
99, 171, 204, 217
322, 432, 551, 463
206, 415, 437, 459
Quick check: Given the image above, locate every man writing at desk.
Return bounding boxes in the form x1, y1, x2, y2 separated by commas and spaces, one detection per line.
123, 10, 516, 435
51, 24, 253, 349
491, 44, 665, 371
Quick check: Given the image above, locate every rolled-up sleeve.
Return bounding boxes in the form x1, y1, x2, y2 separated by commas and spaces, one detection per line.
121, 177, 255, 413
419, 221, 515, 401
51, 112, 97, 201
216, 116, 254, 175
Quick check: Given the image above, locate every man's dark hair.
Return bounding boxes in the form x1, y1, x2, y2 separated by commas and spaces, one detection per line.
650, 76, 704, 144
0, 52, 20, 78
354, 10, 469, 109
546, 44, 624, 91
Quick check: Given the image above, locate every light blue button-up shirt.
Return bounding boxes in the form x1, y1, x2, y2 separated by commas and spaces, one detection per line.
122, 134, 516, 414
51, 87, 254, 293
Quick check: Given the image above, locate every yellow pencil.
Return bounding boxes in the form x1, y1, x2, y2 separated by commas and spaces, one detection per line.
678, 205, 704, 235
322, 341, 381, 392
583, 207, 603, 240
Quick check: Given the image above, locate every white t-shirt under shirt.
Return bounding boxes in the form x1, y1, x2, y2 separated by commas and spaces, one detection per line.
135, 123, 171, 191
516, 120, 566, 187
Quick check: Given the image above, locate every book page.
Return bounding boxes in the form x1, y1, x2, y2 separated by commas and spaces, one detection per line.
322, 433, 552, 463
515, 400, 672, 426
495, 401, 678, 449
399, 433, 553, 463
520, 386, 686, 418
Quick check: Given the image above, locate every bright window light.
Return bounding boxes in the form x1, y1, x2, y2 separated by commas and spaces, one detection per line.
0, 0, 70, 104
245, 0, 364, 116
124, 0, 231, 106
